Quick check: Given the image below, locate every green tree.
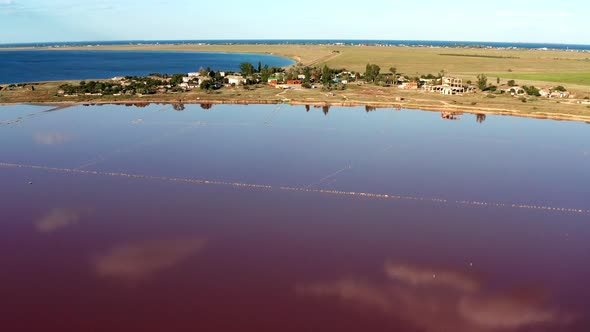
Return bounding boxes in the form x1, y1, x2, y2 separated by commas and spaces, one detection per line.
240, 62, 255, 77
372, 65, 381, 82
389, 67, 397, 85
260, 65, 271, 83
476, 74, 488, 90
522, 85, 541, 96
365, 64, 381, 83
322, 65, 332, 86
365, 64, 372, 82
200, 80, 214, 91
507, 80, 516, 87
303, 66, 312, 83
170, 74, 184, 86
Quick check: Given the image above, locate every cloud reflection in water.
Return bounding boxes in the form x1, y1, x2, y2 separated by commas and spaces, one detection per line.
298, 262, 574, 331
33, 132, 72, 145
94, 238, 206, 282
36, 208, 89, 233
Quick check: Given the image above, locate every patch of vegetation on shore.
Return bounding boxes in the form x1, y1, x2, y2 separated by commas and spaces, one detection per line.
493, 73, 590, 86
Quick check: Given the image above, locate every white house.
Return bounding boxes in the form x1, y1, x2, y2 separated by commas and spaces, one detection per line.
179, 82, 198, 90
539, 88, 551, 98
550, 91, 570, 99
188, 72, 199, 77
297, 74, 306, 80
503, 86, 525, 96
227, 76, 246, 85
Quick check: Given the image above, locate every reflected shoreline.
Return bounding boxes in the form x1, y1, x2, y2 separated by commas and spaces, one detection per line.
2, 100, 588, 124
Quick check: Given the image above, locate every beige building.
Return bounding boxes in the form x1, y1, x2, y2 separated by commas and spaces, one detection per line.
423, 77, 472, 95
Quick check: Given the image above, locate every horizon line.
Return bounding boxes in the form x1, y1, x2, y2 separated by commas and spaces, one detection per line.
1, 38, 590, 47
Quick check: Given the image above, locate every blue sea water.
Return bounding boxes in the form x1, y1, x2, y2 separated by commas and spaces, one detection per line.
2, 39, 590, 51
0, 50, 295, 84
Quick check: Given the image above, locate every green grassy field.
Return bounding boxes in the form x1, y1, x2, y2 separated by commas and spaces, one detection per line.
320, 46, 590, 89
322, 46, 590, 72
491, 73, 590, 86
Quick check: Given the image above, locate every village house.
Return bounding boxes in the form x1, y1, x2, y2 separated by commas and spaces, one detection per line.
550, 90, 570, 99
396, 77, 408, 85
227, 75, 246, 85
419, 78, 435, 85
268, 76, 280, 85
503, 86, 525, 96
539, 87, 571, 99
539, 88, 551, 98
337, 71, 356, 80
179, 82, 198, 90
423, 76, 472, 95
399, 81, 418, 90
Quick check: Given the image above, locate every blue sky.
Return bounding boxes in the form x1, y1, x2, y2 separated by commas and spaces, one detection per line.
0, 0, 588, 44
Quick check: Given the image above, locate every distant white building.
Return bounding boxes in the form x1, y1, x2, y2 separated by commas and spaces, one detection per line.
297, 74, 306, 80
423, 76, 470, 95
550, 91, 570, 99
227, 76, 246, 85
399, 81, 418, 90
188, 72, 199, 77
539, 87, 570, 99
179, 82, 198, 90
539, 88, 551, 98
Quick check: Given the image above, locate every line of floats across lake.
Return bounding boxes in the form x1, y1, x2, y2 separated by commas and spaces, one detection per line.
1, 162, 588, 216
